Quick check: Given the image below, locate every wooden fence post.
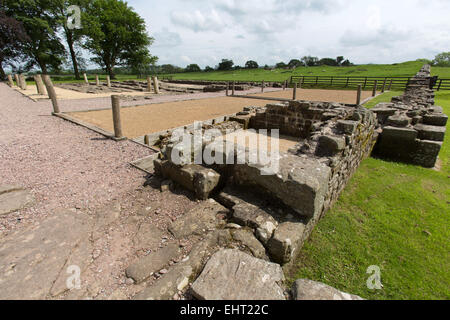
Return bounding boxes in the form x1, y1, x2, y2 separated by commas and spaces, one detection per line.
382, 78, 387, 93
83, 73, 89, 85
42, 75, 60, 114
226, 82, 229, 96
146, 76, 152, 92
356, 84, 362, 105
152, 76, 160, 94
34, 74, 47, 95
14, 74, 20, 87
7, 74, 14, 87
299, 78, 302, 89
363, 77, 367, 89
111, 95, 124, 139
261, 80, 265, 93
346, 77, 350, 87
388, 79, 393, 91
106, 75, 111, 88
293, 83, 297, 100
372, 80, 378, 97
232, 81, 236, 95
95, 75, 100, 86
437, 79, 443, 91
19, 74, 27, 90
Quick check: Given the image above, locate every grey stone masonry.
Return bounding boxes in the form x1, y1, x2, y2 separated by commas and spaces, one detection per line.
373, 65, 447, 168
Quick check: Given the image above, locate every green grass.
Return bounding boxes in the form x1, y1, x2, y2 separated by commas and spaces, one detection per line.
364, 91, 404, 109
432, 67, 450, 78
160, 61, 425, 82
289, 91, 450, 300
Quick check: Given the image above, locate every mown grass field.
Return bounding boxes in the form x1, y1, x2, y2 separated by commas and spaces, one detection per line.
288, 91, 450, 300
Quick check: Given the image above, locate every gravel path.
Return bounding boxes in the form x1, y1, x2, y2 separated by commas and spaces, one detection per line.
34, 87, 283, 113
0, 83, 153, 235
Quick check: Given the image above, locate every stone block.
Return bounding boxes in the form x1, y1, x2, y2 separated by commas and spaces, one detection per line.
387, 115, 411, 127
414, 124, 446, 142
316, 135, 346, 157
231, 229, 268, 260
292, 279, 363, 300
233, 155, 331, 218
337, 120, 358, 135
422, 113, 448, 127
191, 249, 286, 300
267, 222, 306, 264
381, 126, 418, 142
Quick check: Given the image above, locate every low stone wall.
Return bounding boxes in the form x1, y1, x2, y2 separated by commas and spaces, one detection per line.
373, 65, 448, 167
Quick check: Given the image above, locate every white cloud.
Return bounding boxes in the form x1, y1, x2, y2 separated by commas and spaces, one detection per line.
170, 9, 227, 32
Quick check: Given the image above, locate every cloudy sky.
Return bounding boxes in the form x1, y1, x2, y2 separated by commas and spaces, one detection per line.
128, 0, 449, 68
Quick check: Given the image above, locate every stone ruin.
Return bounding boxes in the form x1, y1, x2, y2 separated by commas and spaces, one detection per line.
372, 65, 448, 167
132, 65, 446, 300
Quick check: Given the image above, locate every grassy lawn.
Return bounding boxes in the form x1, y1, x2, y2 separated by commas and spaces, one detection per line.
364, 91, 404, 109
288, 91, 450, 300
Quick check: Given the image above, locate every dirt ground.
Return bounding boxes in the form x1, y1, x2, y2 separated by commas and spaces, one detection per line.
68, 89, 375, 139
249, 88, 373, 103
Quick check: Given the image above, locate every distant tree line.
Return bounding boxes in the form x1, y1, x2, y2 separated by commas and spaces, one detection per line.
0, 0, 157, 80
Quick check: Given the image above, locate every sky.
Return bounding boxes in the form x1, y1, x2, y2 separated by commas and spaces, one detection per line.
126, 0, 450, 68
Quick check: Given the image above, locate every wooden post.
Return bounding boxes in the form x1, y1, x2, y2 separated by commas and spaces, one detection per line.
293, 83, 297, 100
226, 82, 229, 96
144, 135, 150, 145
282, 81, 285, 90
437, 79, 443, 91
111, 95, 123, 139
83, 73, 89, 85
34, 75, 47, 95
106, 75, 111, 88
7, 74, 14, 87
363, 77, 368, 89
356, 84, 362, 105
14, 74, 20, 87
345, 77, 350, 87
382, 78, 387, 93
95, 75, 100, 86
232, 81, 235, 95
42, 75, 60, 114
19, 74, 27, 90
388, 79, 393, 91
285, 80, 288, 90
330, 76, 333, 85
146, 76, 152, 92
152, 76, 160, 94
261, 80, 265, 93
299, 78, 302, 89
372, 80, 378, 97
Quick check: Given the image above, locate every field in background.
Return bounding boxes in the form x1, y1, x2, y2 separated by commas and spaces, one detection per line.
25, 61, 450, 85
288, 91, 450, 300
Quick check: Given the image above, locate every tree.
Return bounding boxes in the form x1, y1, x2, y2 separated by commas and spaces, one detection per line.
204, 66, 214, 72
432, 52, 450, 67
4, 0, 67, 74
336, 56, 344, 66
217, 59, 234, 71
53, 0, 88, 79
319, 58, 338, 66
301, 56, 319, 67
0, 11, 29, 79
275, 62, 287, 69
245, 60, 258, 69
82, 0, 156, 78
341, 59, 352, 67
185, 64, 201, 72
288, 59, 303, 69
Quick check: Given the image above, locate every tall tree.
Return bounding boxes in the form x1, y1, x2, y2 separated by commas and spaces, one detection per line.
53, 0, 87, 79
0, 11, 30, 79
82, 0, 155, 78
288, 59, 303, 69
217, 59, 234, 71
245, 60, 258, 69
185, 64, 201, 72
4, 0, 67, 74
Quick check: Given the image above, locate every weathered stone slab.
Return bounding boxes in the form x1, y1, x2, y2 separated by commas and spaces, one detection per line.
423, 113, 448, 126
414, 124, 446, 142
381, 126, 418, 141
268, 222, 306, 264
133, 264, 193, 300
0, 189, 34, 216
0, 209, 93, 299
0, 185, 23, 195
234, 155, 331, 218
168, 199, 228, 239
133, 223, 165, 250
231, 229, 268, 260
125, 244, 179, 284
337, 120, 358, 135
316, 135, 346, 156
154, 159, 220, 199
292, 279, 363, 300
387, 115, 411, 127
191, 249, 286, 300
231, 202, 278, 244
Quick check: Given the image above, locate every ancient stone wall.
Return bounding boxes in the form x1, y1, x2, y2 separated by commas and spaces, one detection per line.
373, 65, 448, 167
